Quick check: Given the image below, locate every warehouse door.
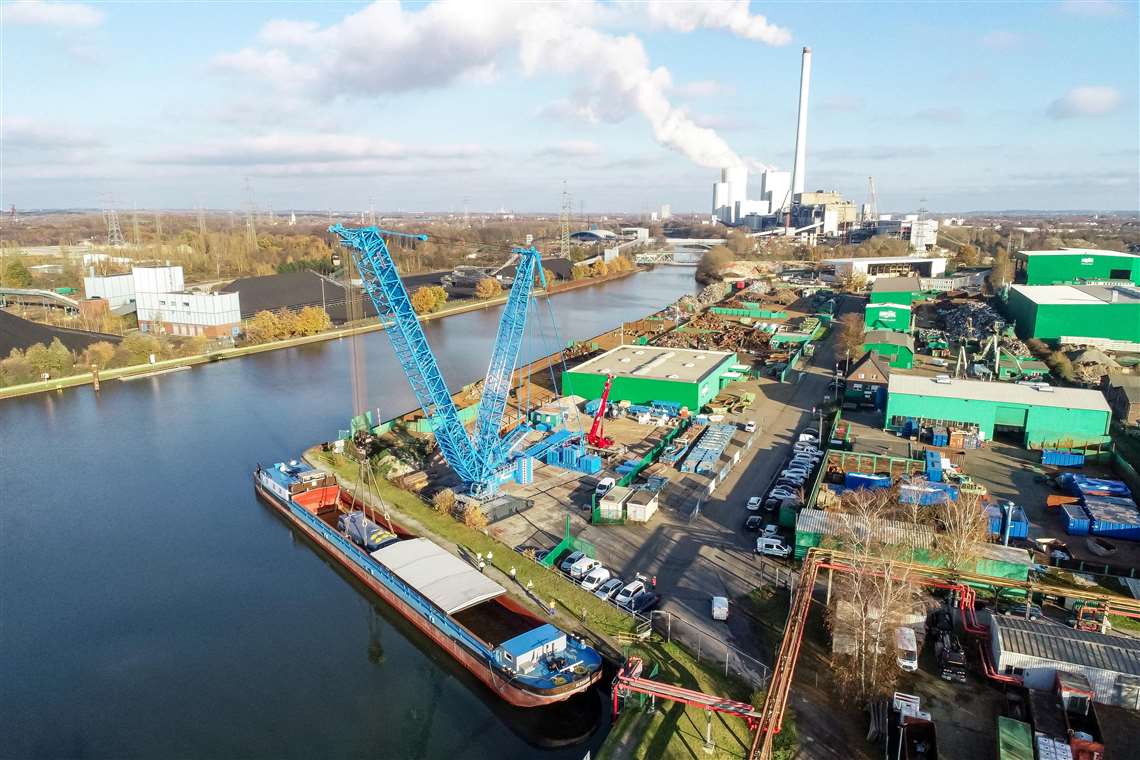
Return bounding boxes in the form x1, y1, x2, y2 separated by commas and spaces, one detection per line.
993, 405, 1028, 444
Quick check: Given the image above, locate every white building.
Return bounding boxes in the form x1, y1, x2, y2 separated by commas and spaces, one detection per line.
83, 264, 241, 338
760, 170, 792, 213
659, 204, 671, 220
823, 256, 947, 282
712, 181, 730, 222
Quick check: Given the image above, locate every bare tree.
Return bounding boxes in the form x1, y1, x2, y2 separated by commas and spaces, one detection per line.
835, 313, 866, 361
931, 491, 991, 572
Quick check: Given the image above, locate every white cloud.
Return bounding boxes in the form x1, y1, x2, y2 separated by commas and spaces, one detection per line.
1, 116, 102, 150
671, 79, 735, 98
1047, 86, 1122, 118
633, 0, 792, 45
1057, 0, 1125, 17
980, 31, 1023, 50
692, 113, 756, 131
817, 95, 864, 113
536, 99, 602, 125
0, 0, 103, 28
211, 1, 794, 171
535, 140, 603, 158
913, 107, 965, 122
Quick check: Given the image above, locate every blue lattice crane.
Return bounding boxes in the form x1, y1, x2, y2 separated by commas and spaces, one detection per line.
329, 225, 545, 495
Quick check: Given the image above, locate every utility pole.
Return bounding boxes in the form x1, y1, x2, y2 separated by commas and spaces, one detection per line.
244, 177, 258, 252
153, 211, 163, 254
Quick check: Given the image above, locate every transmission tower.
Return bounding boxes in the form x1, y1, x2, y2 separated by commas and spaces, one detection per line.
866, 177, 878, 224
131, 207, 141, 245
559, 182, 572, 258
243, 178, 258, 251
197, 206, 207, 237
154, 211, 164, 252
102, 196, 126, 247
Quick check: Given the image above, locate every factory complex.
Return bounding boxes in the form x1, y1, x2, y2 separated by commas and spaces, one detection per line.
1015, 248, 1140, 286
1007, 284, 1140, 345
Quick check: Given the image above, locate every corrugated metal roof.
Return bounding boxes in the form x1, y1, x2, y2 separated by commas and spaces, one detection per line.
992, 615, 1140, 677
796, 509, 935, 549
888, 374, 1111, 413
370, 537, 505, 615
863, 330, 915, 350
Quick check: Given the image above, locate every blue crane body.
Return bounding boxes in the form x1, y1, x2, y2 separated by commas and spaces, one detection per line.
329, 224, 545, 494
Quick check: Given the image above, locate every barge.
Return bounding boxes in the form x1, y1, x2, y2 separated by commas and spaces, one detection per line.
254, 460, 603, 707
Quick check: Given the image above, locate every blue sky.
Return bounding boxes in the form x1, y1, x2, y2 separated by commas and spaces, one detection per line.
2, 0, 1137, 214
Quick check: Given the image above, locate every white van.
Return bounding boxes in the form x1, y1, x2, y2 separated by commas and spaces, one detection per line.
569, 557, 601, 580
756, 536, 791, 558
711, 596, 729, 621
894, 626, 918, 672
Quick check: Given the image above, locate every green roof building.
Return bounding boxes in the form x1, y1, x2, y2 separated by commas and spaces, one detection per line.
1006, 284, 1140, 344
862, 329, 914, 369
864, 302, 912, 332
1014, 248, 1140, 286
562, 344, 738, 411
885, 374, 1112, 447
869, 276, 926, 304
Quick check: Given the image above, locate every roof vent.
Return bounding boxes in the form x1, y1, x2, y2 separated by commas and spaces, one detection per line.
620, 358, 631, 363
667, 374, 679, 379
683, 362, 695, 368
634, 350, 645, 355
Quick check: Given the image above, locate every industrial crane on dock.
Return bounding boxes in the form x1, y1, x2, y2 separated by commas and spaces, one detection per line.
329, 225, 548, 496
586, 374, 614, 449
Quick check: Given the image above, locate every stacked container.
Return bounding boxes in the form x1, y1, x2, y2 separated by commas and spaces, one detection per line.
1061, 503, 1091, 535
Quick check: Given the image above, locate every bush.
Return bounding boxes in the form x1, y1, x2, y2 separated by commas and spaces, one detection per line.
81, 341, 117, 369
463, 504, 488, 530
411, 286, 440, 314
474, 277, 502, 300
432, 488, 456, 515
696, 245, 733, 284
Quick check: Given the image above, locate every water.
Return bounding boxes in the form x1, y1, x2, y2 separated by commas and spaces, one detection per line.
0, 266, 696, 759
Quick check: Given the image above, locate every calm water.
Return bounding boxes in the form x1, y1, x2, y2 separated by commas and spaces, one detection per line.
0, 266, 696, 759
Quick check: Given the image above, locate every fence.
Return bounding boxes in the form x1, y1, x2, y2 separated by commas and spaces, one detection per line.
646, 609, 772, 691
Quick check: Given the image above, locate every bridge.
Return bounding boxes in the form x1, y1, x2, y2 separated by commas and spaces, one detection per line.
0, 287, 80, 312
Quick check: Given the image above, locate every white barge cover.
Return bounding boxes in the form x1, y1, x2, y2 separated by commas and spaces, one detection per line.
370, 537, 506, 614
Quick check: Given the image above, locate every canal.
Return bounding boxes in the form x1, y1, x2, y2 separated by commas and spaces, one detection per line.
0, 265, 697, 759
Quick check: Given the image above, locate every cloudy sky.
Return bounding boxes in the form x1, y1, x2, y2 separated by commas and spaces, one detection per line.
2, 0, 1137, 214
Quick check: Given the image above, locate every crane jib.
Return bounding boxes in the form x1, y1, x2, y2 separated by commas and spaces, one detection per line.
329, 225, 543, 494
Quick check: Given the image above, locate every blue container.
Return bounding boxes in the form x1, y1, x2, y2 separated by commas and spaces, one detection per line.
1042, 449, 1085, 467
844, 472, 891, 490
1061, 503, 1091, 535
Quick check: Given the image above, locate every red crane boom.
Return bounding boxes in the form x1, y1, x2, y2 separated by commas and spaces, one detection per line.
587, 374, 614, 448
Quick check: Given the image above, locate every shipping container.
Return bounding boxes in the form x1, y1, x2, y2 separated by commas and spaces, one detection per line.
844, 472, 891, 490
1042, 449, 1085, 467
1085, 499, 1140, 541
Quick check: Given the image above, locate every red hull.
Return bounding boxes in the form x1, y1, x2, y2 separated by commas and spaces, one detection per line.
255, 480, 601, 707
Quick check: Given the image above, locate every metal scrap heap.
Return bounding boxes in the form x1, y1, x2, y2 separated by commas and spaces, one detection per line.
939, 301, 1029, 355
652, 311, 772, 354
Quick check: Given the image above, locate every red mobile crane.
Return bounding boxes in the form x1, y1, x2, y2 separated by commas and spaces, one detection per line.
587, 374, 615, 449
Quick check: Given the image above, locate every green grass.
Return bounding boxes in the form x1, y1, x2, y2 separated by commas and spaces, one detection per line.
309, 448, 637, 636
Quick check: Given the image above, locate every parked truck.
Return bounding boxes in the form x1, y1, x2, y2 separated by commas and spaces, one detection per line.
933, 631, 967, 683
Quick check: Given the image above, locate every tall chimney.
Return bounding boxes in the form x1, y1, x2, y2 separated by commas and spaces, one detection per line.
791, 46, 812, 199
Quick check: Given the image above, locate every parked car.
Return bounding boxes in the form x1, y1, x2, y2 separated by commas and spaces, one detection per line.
761, 524, 780, 538
569, 557, 601, 580
711, 595, 729, 621
580, 566, 612, 592
744, 515, 764, 532
894, 627, 919, 672
756, 536, 792, 558
742, 420, 757, 433
615, 580, 646, 607
595, 477, 616, 497
595, 577, 624, 601
798, 428, 820, 443
559, 550, 585, 573
762, 497, 783, 512
746, 496, 763, 511
627, 591, 661, 614
769, 487, 801, 502
998, 602, 1042, 621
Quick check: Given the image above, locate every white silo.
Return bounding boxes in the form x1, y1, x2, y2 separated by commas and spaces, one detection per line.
722, 167, 748, 222
761, 170, 792, 214
712, 181, 730, 222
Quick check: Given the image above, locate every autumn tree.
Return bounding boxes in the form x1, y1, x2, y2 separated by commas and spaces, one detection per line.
294, 306, 332, 336
474, 277, 502, 300
276, 308, 300, 338
244, 310, 283, 343
3, 258, 33, 287
696, 245, 733, 284
410, 286, 440, 315
463, 503, 488, 530
835, 313, 866, 362
954, 243, 981, 269
432, 488, 456, 515
114, 334, 163, 366
428, 286, 448, 309
990, 247, 1013, 288
81, 341, 117, 369
0, 348, 35, 386
837, 271, 868, 293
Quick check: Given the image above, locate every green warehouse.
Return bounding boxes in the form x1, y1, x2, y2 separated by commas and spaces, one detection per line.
1015, 248, 1140, 286
864, 302, 912, 332
862, 330, 914, 369
1006, 285, 1140, 344
885, 374, 1112, 447
869, 276, 926, 304
562, 345, 738, 411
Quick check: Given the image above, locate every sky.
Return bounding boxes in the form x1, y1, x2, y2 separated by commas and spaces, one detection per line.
2, 0, 1138, 214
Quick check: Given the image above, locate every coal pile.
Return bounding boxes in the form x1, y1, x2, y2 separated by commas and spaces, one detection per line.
0, 310, 121, 356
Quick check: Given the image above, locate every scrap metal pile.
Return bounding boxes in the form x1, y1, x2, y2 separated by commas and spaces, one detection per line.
652, 310, 773, 354
939, 301, 1029, 355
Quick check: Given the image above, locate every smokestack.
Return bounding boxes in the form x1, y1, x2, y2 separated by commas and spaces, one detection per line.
791, 46, 812, 198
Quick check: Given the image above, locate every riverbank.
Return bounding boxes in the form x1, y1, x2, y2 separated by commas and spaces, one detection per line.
0, 267, 637, 401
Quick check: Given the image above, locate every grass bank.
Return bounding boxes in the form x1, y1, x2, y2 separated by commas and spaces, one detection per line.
0, 268, 638, 401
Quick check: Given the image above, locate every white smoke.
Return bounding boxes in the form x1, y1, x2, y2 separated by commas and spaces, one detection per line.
212, 1, 792, 169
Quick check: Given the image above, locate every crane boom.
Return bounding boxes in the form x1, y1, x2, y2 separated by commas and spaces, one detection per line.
472, 247, 543, 478
586, 374, 614, 448
329, 225, 480, 484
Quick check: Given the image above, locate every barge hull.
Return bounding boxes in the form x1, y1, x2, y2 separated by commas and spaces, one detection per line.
254, 480, 600, 707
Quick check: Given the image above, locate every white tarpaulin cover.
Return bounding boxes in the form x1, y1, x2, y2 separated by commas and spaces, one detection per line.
371, 538, 505, 614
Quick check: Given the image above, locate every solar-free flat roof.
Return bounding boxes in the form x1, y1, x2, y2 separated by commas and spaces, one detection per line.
1011, 284, 1140, 306
888, 374, 1111, 413
498, 623, 566, 658
993, 615, 1140, 676
1015, 247, 1139, 259
370, 537, 505, 615
872, 276, 923, 292
570, 344, 734, 384
823, 256, 944, 265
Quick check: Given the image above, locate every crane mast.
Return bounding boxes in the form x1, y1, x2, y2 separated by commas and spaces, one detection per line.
330, 225, 545, 495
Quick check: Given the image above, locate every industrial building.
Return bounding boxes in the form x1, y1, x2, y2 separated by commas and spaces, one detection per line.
1015, 248, 1140, 286
569, 229, 618, 244
84, 264, 242, 338
885, 374, 1112, 447
862, 330, 914, 369
824, 256, 947, 282
869, 276, 926, 304
561, 345, 738, 411
1104, 374, 1140, 425
1006, 284, 1140, 345
864, 302, 911, 332
989, 615, 1140, 708
844, 351, 891, 408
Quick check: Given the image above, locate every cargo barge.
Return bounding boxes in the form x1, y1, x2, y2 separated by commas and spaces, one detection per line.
254, 460, 603, 707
